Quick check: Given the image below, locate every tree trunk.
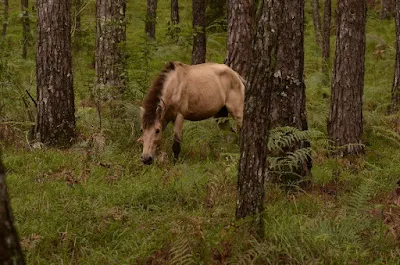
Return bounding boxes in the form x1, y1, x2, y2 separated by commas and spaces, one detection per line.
236, 0, 279, 235
391, 0, 400, 113
312, 0, 322, 48
0, 156, 26, 265
269, 0, 310, 180
2, 0, 8, 38
145, 0, 157, 40
72, 0, 82, 37
322, 0, 331, 75
225, 0, 255, 80
327, 0, 366, 156
36, 0, 76, 146
21, 0, 30, 59
96, 0, 127, 100
191, 0, 206, 65
171, 0, 179, 25
381, 0, 393, 19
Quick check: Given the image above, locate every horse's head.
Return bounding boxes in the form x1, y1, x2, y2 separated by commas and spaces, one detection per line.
138, 105, 165, 165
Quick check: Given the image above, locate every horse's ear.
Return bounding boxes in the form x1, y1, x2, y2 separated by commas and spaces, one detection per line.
140, 107, 145, 118
156, 104, 164, 119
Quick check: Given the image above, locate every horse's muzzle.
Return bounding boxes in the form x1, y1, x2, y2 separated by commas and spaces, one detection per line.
141, 155, 153, 165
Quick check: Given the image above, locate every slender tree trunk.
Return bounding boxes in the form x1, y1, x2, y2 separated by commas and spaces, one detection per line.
96, 0, 127, 100
171, 0, 179, 25
236, 0, 279, 236
322, 0, 331, 75
36, 0, 76, 146
21, 0, 30, 59
312, 0, 322, 48
2, 0, 8, 38
390, 0, 400, 113
269, 0, 310, 180
327, 0, 367, 156
192, 0, 206, 65
145, 0, 157, 40
225, 0, 255, 80
0, 155, 26, 265
381, 0, 393, 19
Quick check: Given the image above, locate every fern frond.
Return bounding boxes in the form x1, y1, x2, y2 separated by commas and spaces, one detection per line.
169, 237, 196, 265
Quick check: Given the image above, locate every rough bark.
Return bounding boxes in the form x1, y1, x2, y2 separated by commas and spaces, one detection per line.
191, 0, 206, 65
225, 0, 255, 80
236, 0, 279, 235
268, 0, 310, 181
312, 0, 322, 48
381, 0, 394, 19
2, 0, 8, 38
21, 0, 30, 59
96, 0, 127, 100
36, 0, 76, 146
322, 0, 331, 74
145, 0, 157, 40
0, 156, 26, 265
327, 0, 366, 156
391, 0, 400, 113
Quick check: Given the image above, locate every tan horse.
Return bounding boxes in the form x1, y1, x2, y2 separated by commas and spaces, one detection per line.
137, 61, 245, 165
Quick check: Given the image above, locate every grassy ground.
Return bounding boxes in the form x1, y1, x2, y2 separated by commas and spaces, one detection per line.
1, 0, 400, 264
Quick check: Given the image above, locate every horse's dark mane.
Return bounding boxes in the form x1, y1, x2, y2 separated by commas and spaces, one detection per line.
142, 61, 176, 128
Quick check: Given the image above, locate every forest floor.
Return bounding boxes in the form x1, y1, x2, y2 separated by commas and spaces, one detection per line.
1, 0, 400, 264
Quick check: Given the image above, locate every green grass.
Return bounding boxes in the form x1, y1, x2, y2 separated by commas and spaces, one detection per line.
1, 0, 400, 264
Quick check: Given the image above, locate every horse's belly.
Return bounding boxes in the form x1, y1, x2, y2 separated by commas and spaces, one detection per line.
185, 109, 220, 121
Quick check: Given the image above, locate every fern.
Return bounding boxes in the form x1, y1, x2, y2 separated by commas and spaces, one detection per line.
168, 237, 196, 265
343, 178, 377, 215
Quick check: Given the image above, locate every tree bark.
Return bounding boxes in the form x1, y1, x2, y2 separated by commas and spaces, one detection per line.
391, 0, 400, 113
327, 0, 367, 156
0, 156, 26, 265
269, 0, 310, 180
191, 0, 206, 65
322, 0, 331, 74
312, 0, 322, 48
145, 0, 157, 40
2, 0, 8, 38
381, 0, 394, 19
236, 0, 279, 235
225, 0, 255, 80
36, 0, 76, 146
96, 0, 127, 100
171, 0, 179, 25
21, 0, 30, 59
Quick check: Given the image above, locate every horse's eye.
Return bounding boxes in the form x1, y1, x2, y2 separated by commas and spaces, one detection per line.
140, 129, 143, 133
155, 129, 160, 134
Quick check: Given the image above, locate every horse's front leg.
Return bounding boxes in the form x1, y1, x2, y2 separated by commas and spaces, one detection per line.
173, 114, 184, 162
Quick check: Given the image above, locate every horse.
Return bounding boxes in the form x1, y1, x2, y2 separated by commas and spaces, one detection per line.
137, 61, 245, 165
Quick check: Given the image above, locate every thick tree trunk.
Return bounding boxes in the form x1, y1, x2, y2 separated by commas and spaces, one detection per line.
327, 0, 367, 156
225, 0, 255, 80
96, 0, 126, 100
36, 0, 76, 146
0, 156, 26, 265
322, 0, 331, 74
2, 0, 8, 38
21, 0, 30, 59
269, 0, 310, 180
381, 0, 394, 19
145, 0, 157, 40
312, 0, 322, 48
236, 0, 279, 235
391, 0, 400, 113
191, 0, 206, 65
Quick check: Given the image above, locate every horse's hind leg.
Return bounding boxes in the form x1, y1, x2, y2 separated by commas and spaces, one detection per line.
173, 114, 184, 162
226, 95, 243, 133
